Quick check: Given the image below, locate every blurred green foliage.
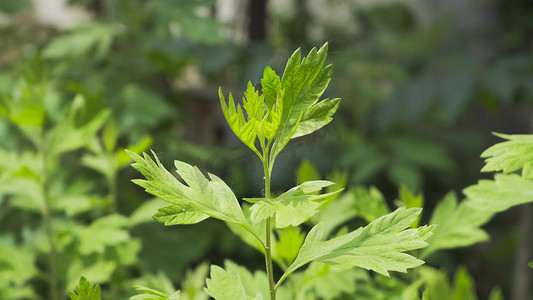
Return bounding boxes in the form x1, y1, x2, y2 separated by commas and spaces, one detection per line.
0, 0, 532, 299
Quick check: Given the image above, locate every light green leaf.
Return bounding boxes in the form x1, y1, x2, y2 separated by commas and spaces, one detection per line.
223, 260, 269, 300
205, 265, 247, 300
0, 177, 46, 213
488, 287, 503, 300
272, 43, 333, 155
421, 192, 491, 258
131, 286, 181, 300
219, 88, 260, 157
102, 119, 118, 152
128, 151, 260, 241
261, 66, 281, 108
421, 267, 477, 300
46, 95, 110, 155
310, 192, 358, 237
463, 173, 533, 212
116, 136, 153, 168
293, 98, 340, 138
274, 227, 305, 267
82, 153, 115, 180
66, 260, 116, 293
75, 214, 130, 255
397, 184, 424, 228
153, 204, 209, 226
280, 207, 434, 285
249, 181, 342, 228
352, 186, 390, 223
69, 277, 101, 300
181, 263, 209, 300
43, 23, 116, 60
481, 133, 533, 179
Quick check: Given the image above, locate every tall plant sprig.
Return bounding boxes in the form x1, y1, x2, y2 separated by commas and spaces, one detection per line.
129, 43, 435, 300
218, 43, 340, 299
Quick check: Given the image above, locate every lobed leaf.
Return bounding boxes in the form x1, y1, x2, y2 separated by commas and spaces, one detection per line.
280, 207, 435, 285
248, 181, 342, 228
421, 192, 492, 258
152, 204, 209, 226
205, 265, 247, 300
463, 173, 533, 213
128, 150, 260, 241
271, 43, 334, 157
481, 133, 533, 179
69, 276, 101, 300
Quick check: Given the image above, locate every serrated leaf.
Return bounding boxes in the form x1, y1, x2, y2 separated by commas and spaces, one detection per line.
46, 95, 110, 155
293, 98, 340, 138
280, 207, 435, 284
352, 186, 390, 223
223, 260, 269, 300
463, 173, 533, 212
128, 151, 260, 241
481, 133, 533, 179
271, 43, 337, 159
219, 89, 261, 157
274, 227, 305, 266
421, 192, 492, 258
249, 181, 342, 228
205, 265, 247, 300
153, 204, 209, 226
69, 277, 101, 300
261, 66, 281, 108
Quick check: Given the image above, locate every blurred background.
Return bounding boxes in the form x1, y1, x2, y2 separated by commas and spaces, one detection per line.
1, 0, 532, 299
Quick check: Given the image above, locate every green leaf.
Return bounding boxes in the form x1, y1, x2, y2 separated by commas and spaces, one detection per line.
248, 181, 342, 228
223, 260, 269, 300
261, 66, 281, 108
116, 136, 153, 168
488, 287, 503, 300
102, 118, 119, 153
463, 173, 533, 213
293, 98, 340, 138
310, 192, 358, 237
43, 23, 116, 60
69, 276, 101, 300
421, 192, 492, 259
281, 207, 435, 284
153, 204, 209, 226
75, 214, 130, 255
397, 184, 424, 228
352, 186, 390, 223
481, 133, 533, 179
274, 227, 305, 266
46, 95, 110, 155
421, 267, 477, 300
205, 265, 247, 300
131, 286, 181, 300
271, 43, 334, 159
296, 160, 321, 183
219, 88, 260, 157
128, 151, 260, 241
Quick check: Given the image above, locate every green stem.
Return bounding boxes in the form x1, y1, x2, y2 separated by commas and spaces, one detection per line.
108, 172, 117, 213
40, 142, 57, 300
263, 156, 276, 300
42, 206, 58, 300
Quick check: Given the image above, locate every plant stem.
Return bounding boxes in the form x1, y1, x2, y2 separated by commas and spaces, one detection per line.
40, 144, 57, 300
43, 206, 58, 300
263, 156, 276, 300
